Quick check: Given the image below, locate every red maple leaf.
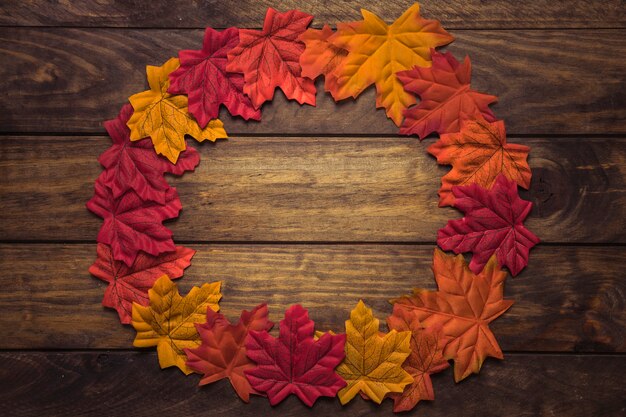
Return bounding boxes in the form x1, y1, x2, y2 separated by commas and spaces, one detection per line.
244, 305, 346, 406
88, 243, 194, 324
168, 27, 261, 127
226, 8, 316, 109
86, 179, 181, 267
185, 304, 274, 402
397, 50, 497, 139
386, 307, 449, 412
98, 104, 200, 204
437, 174, 539, 276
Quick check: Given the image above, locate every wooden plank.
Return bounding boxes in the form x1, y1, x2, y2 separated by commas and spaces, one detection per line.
0, 352, 625, 417
1, 136, 624, 243
0, 28, 624, 135
1, 0, 625, 29
1, 243, 624, 351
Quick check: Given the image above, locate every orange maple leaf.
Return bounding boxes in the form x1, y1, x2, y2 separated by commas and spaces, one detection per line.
386, 308, 449, 412
298, 24, 349, 93
427, 118, 532, 207
392, 248, 513, 382
328, 3, 453, 126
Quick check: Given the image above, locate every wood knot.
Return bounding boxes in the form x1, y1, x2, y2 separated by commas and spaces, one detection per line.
33, 63, 59, 84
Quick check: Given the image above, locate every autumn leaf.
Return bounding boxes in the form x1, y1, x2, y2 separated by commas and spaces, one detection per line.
226, 8, 316, 109
86, 179, 182, 267
132, 275, 222, 374
438, 174, 540, 276
168, 27, 261, 127
398, 50, 497, 139
185, 304, 273, 402
386, 307, 449, 412
328, 3, 453, 126
127, 57, 228, 164
336, 300, 413, 405
244, 305, 346, 406
392, 249, 513, 382
99, 104, 200, 204
427, 118, 531, 207
298, 24, 348, 93
88, 243, 194, 324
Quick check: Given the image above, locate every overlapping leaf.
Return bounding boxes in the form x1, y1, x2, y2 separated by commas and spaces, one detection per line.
169, 27, 261, 127
226, 8, 316, 109
328, 3, 453, 126
86, 179, 182, 267
99, 104, 200, 204
89, 243, 194, 324
298, 24, 348, 93
336, 300, 412, 404
438, 174, 539, 276
127, 57, 228, 164
428, 118, 531, 207
244, 305, 346, 406
398, 51, 497, 139
185, 304, 273, 402
393, 249, 513, 382
386, 308, 449, 412
132, 275, 222, 374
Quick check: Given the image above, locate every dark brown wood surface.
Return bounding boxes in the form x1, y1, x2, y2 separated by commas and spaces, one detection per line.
1, 352, 624, 416
0, 1, 625, 416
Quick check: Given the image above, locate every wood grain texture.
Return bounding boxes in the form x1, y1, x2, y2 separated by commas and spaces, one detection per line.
1, 0, 625, 29
0, 28, 624, 135
1, 244, 624, 352
1, 136, 624, 243
1, 352, 625, 417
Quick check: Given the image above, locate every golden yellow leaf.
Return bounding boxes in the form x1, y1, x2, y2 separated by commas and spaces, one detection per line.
127, 57, 228, 164
329, 3, 453, 126
336, 300, 413, 404
131, 275, 222, 374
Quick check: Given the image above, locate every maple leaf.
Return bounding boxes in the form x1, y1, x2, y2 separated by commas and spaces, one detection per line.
336, 300, 413, 405
99, 104, 200, 204
86, 179, 182, 267
386, 307, 449, 412
127, 57, 228, 164
397, 50, 497, 139
427, 118, 531, 207
132, 275, 222, 374
392, 249, 513, 382
244, 305, 346, 406
185, 304, 274, 402
438, 174, 540, 276
168, 27, 261, 127
88, 243, 195, 324
328, 3, 453, 126
298, 24, 349, 93
226, 8, 316, 109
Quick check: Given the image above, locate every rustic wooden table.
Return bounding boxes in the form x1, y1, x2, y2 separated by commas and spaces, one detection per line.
0, 1, 625, 416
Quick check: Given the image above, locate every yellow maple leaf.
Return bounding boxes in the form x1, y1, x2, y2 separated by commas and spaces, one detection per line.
127, 57, 228, 164
131, 275, 222, 374
329, 3, 453, 126
336, 300, 413, 404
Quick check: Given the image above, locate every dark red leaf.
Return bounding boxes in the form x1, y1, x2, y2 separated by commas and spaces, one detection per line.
86, 179, 181, 267
244, 305, 346, 406
437, 175, 540, 276
168, 27, 261, 127
99, 104, 200, 204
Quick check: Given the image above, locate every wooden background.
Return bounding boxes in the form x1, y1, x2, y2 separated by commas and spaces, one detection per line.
1, 1, 625, 416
